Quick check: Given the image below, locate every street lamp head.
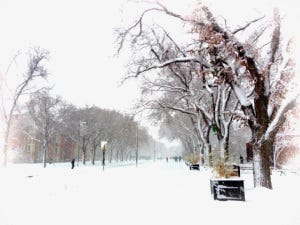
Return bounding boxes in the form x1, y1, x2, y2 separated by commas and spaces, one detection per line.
101, 141, 107, 150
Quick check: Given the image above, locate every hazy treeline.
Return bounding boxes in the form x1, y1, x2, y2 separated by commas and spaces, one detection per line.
9, 89, 162, 166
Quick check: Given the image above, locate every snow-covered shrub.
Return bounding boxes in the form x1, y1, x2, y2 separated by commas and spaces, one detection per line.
211, 154, 235, 178
184, 153, 202, 164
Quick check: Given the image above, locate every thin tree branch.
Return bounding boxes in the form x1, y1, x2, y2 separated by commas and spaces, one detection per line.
232, 16, 265, 34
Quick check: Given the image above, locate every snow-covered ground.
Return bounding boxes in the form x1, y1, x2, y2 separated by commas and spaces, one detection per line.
0, 160, 299, 225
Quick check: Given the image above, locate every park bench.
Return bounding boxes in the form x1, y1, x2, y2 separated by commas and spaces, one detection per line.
230, 164, 241, 177
210, 179, 245, 201
185, 162, 200, 170
190, 164, 200, 170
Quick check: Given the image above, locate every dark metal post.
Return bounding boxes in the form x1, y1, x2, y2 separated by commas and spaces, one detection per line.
136, 124, 139, 167
153, 141, 156, 162
102, 144, 106, 171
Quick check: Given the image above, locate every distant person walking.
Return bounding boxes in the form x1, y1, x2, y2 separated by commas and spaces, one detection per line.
71, 159, 75, 169
240, 156, 244, 164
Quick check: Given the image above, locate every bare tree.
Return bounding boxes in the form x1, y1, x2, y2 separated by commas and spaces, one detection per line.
77, 107, 94, 165
86, 106, 107, 165
27, 89, 62, 167
58, 104, 82, 164
1, 48, 49, 166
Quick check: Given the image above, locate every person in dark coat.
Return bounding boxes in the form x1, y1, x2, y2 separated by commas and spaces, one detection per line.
240, 155, 244, 164
71, 159, 75, 169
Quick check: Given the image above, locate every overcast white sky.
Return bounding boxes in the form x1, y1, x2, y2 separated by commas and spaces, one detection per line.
0, 0, 297, 110
0, 0, 298, 141
0, 0, 136, 112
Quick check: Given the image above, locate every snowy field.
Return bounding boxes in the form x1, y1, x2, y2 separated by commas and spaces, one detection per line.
0, 160, 300, 225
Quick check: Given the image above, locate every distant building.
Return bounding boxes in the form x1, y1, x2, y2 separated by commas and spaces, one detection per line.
7, 113, 77, 163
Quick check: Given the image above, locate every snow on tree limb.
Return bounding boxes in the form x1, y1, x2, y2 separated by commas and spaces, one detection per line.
22, 130, 41, 143
231, 83, 253, 107
156, 100, 197, 116
127, 57, 210, 79
197, 104, 212, 122
262, 93, 298, 143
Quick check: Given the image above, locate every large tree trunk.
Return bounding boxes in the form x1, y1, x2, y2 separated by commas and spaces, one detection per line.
239, 99, 273, 189
252, 140, 273, 188
219, 138, 229, 159
251, 85, 272, 188
250, 124, 273, 189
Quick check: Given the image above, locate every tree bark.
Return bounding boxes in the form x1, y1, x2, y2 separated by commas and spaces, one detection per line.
91, 140, 97, 165
91, 146, 96, 165
252, 140, 272, 188
251, 89, 272, 188
82, 149, 86, 165
81, 136, 89, 165
82, 142, 86, 165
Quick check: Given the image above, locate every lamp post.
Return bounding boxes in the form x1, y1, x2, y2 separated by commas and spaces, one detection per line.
153, 140, 156, 162
135, 124, 139, 167
101, 141, 107, 171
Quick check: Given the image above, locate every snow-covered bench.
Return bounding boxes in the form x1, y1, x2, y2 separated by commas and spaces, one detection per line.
185, 162, 200, 170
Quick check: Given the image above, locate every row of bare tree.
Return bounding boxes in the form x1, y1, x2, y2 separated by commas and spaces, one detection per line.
11, 89, 158, 167
1, 48, 160, 168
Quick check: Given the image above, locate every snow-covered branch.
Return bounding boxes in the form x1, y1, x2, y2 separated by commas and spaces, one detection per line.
157, 101, 196, 116
22, 130, 41, 143
262, 93, 298, 143
128, 57, 210, 79
231, 83, 253, 107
